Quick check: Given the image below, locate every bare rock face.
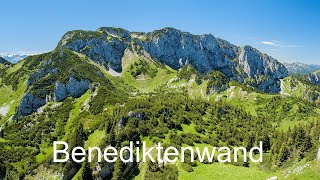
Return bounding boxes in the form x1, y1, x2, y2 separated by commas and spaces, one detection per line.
141, 28, 245, 83
18, 76, 91, 116
66, 76, 91, 97
239, 46, 287, 78
61, 28, 128, 72
308, 72, 320, 85
61, 27, 288, 93
17, 93, 46, 116
15, 49, 93, 117
54, 76, 91, 102
238, 46, 288, 93
142, 28, 228, 72
142, 29, 287, 93
53, 82, 68, 102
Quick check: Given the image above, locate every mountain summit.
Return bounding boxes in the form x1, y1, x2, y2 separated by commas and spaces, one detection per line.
60, 27, 288, 93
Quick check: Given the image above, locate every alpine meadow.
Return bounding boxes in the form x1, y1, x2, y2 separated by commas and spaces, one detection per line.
0, 27, 320, 180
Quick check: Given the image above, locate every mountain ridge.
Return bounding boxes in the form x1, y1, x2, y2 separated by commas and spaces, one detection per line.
60, 27, 288, 93
0, 27, 292, 117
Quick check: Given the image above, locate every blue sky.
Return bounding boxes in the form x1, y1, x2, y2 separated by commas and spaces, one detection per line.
0, 0, 319, 64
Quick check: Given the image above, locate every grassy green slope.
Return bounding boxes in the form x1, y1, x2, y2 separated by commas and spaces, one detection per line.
121, 50, 176, 93
0, 61, 28, 124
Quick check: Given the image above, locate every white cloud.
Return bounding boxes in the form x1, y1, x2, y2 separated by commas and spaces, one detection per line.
260, 40, 303, 48
261, 41, 277, 46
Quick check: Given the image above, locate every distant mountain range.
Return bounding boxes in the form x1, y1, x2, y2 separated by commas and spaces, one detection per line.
2, 54, 28, 63
283, 62, 320, 75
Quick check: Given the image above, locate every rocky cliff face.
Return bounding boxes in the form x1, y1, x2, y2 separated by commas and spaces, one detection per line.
17, 93, 46, 116
53, 76, 91, 102
142, 28, 231, 73
61, 28, 128, 72
18, 76, 91, 116
239, 46, 288, 93
307, 71, 320, 85
16, 51, 92, 117
60, 27, 288, 93
141, 29, 287, 92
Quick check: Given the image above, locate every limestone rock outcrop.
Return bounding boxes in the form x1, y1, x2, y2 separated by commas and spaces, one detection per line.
61, 27, 288, 93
